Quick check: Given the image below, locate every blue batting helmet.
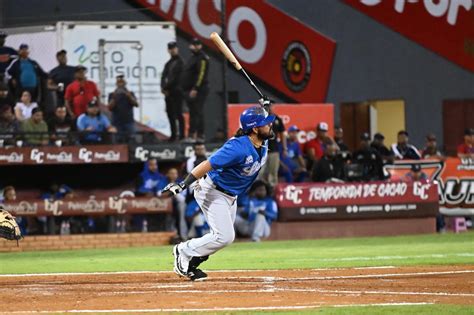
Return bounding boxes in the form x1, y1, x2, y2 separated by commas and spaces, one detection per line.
240, 106, 275, 132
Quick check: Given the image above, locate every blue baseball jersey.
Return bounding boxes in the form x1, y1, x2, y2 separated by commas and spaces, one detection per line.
208, 136, 268, 196
244, 197, 278, 224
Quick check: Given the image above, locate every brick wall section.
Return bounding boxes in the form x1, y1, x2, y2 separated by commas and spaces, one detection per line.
0, 232, 175, 252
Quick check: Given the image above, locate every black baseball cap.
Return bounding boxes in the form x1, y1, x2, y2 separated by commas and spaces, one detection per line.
116, 74, 125, 79
19, 43, 29, 50
374, 132, 385, 140
464, 128, 474, 136
411, 164, 422, 172
31, 107, 42, 115
88, 99, 99, 107
75, 65, 87, 72
191, 37, 202, 45
167, 41, 177, 49
56, 49, 67, 56
360, 132, 370, 141
426, 133, 437, 141
398, 130, 409, 136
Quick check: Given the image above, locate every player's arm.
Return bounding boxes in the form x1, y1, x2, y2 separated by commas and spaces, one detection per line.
162, 160, 212, 196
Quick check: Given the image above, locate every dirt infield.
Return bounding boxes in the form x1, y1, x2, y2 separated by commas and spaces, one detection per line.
1, 265, 473, 313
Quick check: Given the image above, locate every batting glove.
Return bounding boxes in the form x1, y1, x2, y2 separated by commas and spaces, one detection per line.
162, 182, 186, 196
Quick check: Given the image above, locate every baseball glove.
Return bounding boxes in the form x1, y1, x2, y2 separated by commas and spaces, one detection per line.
0, 206, 22, 242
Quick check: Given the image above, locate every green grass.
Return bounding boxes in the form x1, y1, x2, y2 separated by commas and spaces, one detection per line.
1, 232, 473, 274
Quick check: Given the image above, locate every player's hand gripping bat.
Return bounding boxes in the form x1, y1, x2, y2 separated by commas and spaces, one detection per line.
210, 32, 272, 109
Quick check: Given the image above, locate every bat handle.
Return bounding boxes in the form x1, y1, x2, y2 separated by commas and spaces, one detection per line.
239, 68, 264, 99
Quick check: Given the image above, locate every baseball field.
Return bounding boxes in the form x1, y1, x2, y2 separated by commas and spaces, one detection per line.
1, 232, 473, 314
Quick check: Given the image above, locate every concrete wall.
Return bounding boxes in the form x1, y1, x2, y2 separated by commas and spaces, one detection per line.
2, 0, 473, 146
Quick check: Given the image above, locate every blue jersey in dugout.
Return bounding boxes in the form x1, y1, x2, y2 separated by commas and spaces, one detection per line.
208, 136, 268, 196
244, 197, 278, 224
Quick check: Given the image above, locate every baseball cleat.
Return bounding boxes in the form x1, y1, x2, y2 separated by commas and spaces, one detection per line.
172, 245, 187, 277
187, 268, 207, 281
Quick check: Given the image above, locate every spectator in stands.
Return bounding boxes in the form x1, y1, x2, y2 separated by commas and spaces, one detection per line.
457, 128, 474, 158
334, 126, 348, 152
371, 132, 393, 163
185, 197, 209, 238
6, 44, 47, 102
0, 31, 17, 82
108, 75, 138, 139
161, 41, 184, 142
0, 104, 20, 146
2, 185, 16, 202
304, 122, 328, 169
279, 125, 306, 183
353, 132, 386, 181
48, 50, 76, 107
21, 107, 48, 146
64, 65, 100, 119
76, 100, 116, 144
47, 105, 75, 145
404, 164, 428, 181
422, 133, 444, 160
136, 158, 166, 196
210, 127, 226, 143
162, 167, 188, 241
14, 90, 38, 121
391, 130, 421, 160
181, 38, 209, 142
234, 180, 278, 242
186, 142, 207, 174
258, 102, 287, 187
0, 80, 14, 108
311, 141, 345, 183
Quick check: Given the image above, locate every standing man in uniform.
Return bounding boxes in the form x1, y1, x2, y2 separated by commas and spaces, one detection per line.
181, 38, 209, 142
163, 104, 275, 281
161, 41, 184, 142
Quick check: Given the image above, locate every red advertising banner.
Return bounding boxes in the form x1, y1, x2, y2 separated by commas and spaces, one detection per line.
0, 145, 128, 165
275, 181, 439, 221
3, 196, 171, 217
227, 103, 334, 141
343, 0, 474, 72
132, 0, 336, 102
385, 157, 474, 213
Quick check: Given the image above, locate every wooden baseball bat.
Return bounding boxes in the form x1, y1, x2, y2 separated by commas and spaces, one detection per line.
210, 32, 265, 99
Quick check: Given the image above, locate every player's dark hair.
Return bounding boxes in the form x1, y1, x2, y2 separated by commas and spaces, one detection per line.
234, 128, 252, 137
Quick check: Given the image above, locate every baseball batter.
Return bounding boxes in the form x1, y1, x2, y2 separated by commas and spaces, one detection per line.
162, 105, 275, 281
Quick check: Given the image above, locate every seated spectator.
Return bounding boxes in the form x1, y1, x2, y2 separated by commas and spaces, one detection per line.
234, 180, 278, 242
312, 141, 345, 183
304, 122, 328, 169
14, 90, 38, 121
21, 107, 48, 146
457, 128, 474, 158
0, 80, 14, 108
0, 104, 20, 146
279, 125, 307, 182
185, 197, 209, 238
422, 133, 444, 160
391, 130, 421, 160
76, 100, 116, 144
47, 105, 75, 145
371, 133, 394, 163
136, 158, 166, 196
210, 127, 226, 143
404, 164, 428, 181
186, 142, 207, 175
162, 167, 188, 241
108, 75, 138, 138
64, 65, 100, 119
352, 133, 386, 181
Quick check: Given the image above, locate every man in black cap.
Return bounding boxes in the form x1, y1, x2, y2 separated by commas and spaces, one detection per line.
370, 132, 393, 163
6, 43, 47, 102
48, 50, 76, 107
311, 141, 345, 183
421, 133, 444, 160
108, 74, 138, 140
0, 31, 17, 82
390, 130, 421, 160
161, 41, 184, 142
352, 132, 386, 181
181, 37, 209, 142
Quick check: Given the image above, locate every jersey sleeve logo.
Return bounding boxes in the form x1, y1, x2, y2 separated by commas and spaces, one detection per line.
245, 155, 254, 164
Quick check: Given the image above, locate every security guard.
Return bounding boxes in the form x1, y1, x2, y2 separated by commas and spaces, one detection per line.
181, 38, 209, 142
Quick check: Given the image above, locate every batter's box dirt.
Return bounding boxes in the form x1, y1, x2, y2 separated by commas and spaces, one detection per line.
1, 265, 473, 313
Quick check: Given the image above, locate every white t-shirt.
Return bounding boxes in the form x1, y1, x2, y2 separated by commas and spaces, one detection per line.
15, 102, 38, 120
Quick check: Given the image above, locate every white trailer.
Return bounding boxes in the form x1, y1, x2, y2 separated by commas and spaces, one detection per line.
5, 21, 176, 136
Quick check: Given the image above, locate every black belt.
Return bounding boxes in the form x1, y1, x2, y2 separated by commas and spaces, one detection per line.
203, 175, 235, 197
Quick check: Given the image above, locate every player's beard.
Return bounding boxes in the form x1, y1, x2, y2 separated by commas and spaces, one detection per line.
257, 128, 274, 141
